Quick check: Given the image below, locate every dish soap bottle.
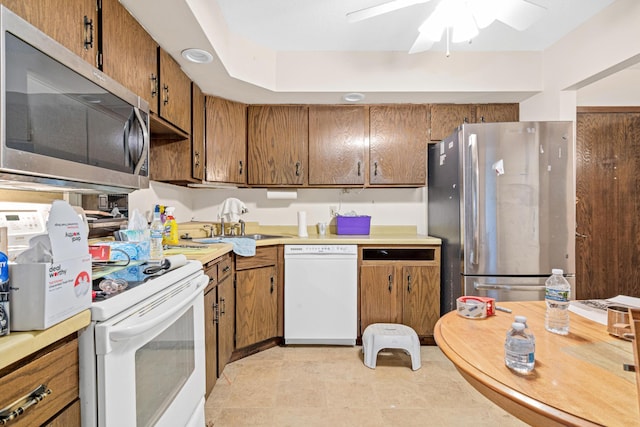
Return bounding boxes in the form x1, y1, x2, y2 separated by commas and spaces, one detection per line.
149, 205, 164, 263
163, 206, 179, 246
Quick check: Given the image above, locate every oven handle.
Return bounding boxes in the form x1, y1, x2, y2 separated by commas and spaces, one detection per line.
108, 275, 207, 342
474, 283, 546, 292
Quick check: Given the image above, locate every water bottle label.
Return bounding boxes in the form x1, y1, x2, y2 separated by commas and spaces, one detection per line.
545, 288, 568, 302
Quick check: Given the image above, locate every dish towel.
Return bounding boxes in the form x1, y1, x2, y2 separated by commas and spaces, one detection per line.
218, 198, 248, 222
220, 237, 256, 257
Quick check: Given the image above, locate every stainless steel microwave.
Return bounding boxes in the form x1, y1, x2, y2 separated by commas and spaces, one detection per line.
0, 6, 149, 193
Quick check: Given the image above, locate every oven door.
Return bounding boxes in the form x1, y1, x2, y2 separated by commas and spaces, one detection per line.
94, 273, 207, 427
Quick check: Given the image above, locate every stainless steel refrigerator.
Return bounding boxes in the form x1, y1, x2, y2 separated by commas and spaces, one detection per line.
428, 122, 575, 314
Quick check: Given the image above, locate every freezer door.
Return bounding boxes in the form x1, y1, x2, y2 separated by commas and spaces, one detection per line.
464, 275, 576, 303
462, 122, 575, 276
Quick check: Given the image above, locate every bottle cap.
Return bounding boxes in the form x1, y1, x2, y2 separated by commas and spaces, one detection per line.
552, 268, 563, 275
514, 315, 527, 324
512, 322, 525, 330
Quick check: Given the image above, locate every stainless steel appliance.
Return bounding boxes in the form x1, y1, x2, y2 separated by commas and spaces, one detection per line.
0, 6, 149, 194
284, 245, 358, 345
428, 121, 575, 313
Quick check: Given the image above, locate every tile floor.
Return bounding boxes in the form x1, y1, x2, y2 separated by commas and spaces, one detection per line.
205, 345, 527, 426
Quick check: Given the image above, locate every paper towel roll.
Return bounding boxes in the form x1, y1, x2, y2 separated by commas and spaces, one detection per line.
297, 211, 308, 237
267, 190, 298, 200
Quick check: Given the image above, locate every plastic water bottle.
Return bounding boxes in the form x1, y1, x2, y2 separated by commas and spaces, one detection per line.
504, 322, 535, 374
149, 205, 164, 263
514, 315, 535, 348
544, 268, 570, 335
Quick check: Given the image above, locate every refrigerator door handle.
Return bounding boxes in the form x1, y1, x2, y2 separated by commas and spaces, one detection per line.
474, 283, 546, 292
469, 134, 479, 266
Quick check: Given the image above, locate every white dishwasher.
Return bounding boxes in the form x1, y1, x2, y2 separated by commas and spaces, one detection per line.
284, 245, 358, 345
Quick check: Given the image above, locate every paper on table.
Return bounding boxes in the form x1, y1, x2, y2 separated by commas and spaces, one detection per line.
569, 300, 609, 325
606, 295, 640, 308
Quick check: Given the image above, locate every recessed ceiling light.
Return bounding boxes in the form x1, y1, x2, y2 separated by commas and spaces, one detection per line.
181, 48, 214, 64
342, 92, 365, 102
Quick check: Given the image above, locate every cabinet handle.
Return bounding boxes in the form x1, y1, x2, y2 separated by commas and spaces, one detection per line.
357, 161, 361, 177
480, 116, 485, 123
163, 84, 169, 106
388, 274, 393, 293
194, 151, 200, 167
407, 274, 412, 293
463, 117, 469, 123
213, 302, 219, 324
83, 16, 93, 50
295, 162, 301, 176
208, 276, 215, 285
0, 384, 52, 424
220, 297, 226, 315
222, 265, 230, 273
150, 74, 158, 99
270, 276, 274, 294
374, 161, 378, 176
239, 160, 243, 176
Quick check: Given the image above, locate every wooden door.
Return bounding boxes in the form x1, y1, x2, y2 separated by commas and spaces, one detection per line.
247, 105, 308, 185
576, 110, 640, 299
235, 266, 277, 348
5, 0, 99, 66
369, 105, 428, 185
204, 286, 217, 398
101, 0, 158, 114
206, 96, 247, 184
308, 105, 366, 185
217, 274, 234, 375
159, 48, 191, 132
360, 264, 400, 333
430, 104, 473, 141
401, 265, 440, 336
474, 103, 519, 123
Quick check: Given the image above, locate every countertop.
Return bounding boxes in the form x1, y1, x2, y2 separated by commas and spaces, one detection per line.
0, 310, 91, 371
434, 301, 639, 426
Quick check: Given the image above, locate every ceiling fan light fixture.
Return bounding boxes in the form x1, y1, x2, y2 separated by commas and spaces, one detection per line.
342, 92, 365, 102
181, 48, 214, 64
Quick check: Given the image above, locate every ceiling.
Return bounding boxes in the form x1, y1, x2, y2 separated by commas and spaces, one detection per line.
120, 0, 627, 105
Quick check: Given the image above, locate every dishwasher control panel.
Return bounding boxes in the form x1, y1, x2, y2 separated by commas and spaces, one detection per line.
284, 244, 357, 256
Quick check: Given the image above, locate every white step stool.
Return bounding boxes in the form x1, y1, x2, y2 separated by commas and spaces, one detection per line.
362, 323, 421, 370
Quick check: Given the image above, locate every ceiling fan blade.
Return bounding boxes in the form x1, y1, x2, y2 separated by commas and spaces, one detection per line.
495, 0, 547, 31
408, 31, 436, 54
346, 0, 431, 23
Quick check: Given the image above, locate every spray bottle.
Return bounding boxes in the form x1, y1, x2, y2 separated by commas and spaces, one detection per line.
163, 206, 179, 245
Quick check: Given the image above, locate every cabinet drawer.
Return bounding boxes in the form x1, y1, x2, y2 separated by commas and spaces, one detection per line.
235, 246, 277, 270
204, 263, 218, 293
0, 336, 79, 427
218, 253, 233, 281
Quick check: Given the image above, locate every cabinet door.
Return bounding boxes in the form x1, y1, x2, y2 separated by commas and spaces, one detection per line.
192, 83, 205, 181
430, 104, 473, 141
204, 287, 217, 398
402, 265, 440, 336
309, 106, 366, 185
217, 274, 235, 376
475, 103, 519, 123
101, 0, 158, 114
159, 48, 191, 133
206, 96, 247, 184
369, 105, 428, 185
248, 105, 308, 185
235, 266, 277, 348
360, 264, 400, 334
5, 0, 98, 66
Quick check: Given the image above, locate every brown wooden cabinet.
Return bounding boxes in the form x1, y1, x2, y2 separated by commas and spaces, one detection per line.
308, 105, 367, 186
359, 246, 440, 340
474, 103, 519, 124
0, 335, 81, 426
4, 0, 99, 67
205, 96, 247, 184
100, 0, 158, 115
429, 104, 474, 141
216, 254, 235, 378
203, 262, 218, 399
235, 246, 278, 349
192, 83, 205, 181
247, 105, 308, 186
157, 48, 191, 133
369, 105, 429, 186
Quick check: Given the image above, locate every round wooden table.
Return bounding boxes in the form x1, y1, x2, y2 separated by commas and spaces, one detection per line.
434, 301, 639, 426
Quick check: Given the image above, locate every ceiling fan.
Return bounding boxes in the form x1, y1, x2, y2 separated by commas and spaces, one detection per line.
346, 0, 547, 54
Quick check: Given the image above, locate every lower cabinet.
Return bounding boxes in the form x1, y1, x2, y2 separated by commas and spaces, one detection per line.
359, 246, 441, 339
235, 246, 278, 349
0, 335, 80, 426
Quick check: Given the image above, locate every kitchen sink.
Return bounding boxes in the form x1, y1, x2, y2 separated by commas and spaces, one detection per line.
241, 233, 290, 240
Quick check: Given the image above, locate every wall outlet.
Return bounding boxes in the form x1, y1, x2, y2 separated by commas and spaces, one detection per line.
329, 205, 339, 217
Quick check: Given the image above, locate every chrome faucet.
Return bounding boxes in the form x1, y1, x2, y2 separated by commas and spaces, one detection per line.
239, 219, 246, 236
219, 217, 225, 236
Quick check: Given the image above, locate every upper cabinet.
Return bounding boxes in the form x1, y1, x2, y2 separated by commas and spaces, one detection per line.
5, 0, 99, 66
308, 106, 367, 186
205, 96, 247, 185
248, 105, 308, 186
157, 48, 192, 133
100, 0, 158, 115
369, 105, 429, 186
192, 83, 205, 181
430, 103, 520, 141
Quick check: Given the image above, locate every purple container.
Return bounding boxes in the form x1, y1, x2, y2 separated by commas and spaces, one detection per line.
336, 215, 371, 235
